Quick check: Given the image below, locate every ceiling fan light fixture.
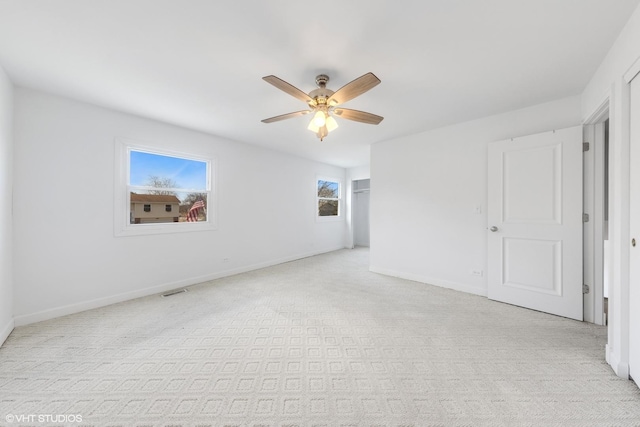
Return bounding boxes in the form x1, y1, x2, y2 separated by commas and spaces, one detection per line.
309, 111, 338, 137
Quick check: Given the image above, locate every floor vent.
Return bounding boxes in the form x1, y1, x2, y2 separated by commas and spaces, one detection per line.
161, 289, 188, 297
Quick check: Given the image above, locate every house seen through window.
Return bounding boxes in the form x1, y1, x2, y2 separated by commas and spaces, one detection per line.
128, 150, 210, 225
317, 179, 340, 217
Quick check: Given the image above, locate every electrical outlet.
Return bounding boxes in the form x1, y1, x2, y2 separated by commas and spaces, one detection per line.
471, 269, 483, 277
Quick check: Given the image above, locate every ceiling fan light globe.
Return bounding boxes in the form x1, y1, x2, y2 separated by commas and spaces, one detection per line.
313, 110, 326, 127
325, 115, 338, 132
307, 120, 319, 133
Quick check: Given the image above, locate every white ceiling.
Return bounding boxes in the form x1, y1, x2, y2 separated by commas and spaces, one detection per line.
0, 1, 638, 168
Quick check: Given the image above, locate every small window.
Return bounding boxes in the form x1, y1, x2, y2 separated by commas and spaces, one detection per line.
317, 178, 341, 218
144, 204, 151, 212
165, 204, 172, 212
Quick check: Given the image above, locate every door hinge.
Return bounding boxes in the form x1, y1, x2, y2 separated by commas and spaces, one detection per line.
583, 142, 590, 152
583, 213, 589, 223
583, 284, 590, 294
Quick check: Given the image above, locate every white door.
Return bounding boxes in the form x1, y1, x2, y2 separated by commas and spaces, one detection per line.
488, 126, 583, 320
629, 73, 640, 384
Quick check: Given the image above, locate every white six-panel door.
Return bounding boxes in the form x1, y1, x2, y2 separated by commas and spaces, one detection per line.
488, 126, 583, 320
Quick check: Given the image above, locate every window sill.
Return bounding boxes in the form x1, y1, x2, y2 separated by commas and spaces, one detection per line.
115, 221, 217, 237
316, 215, 343, 223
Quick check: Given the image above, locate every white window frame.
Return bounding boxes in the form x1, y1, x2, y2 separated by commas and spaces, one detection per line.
114, 138, 217, 236
316, 175, 343, 222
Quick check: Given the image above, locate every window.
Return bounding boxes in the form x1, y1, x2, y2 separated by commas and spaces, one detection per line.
114, 139, 216, 236
317, 178, 341, 219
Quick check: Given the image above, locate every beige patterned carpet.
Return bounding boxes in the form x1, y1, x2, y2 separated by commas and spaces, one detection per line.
1, 248, 639, 426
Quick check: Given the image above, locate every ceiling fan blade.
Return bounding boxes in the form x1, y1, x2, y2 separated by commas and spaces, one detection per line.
327, 72, 381, 106
261, 110, 311, 123
263, 75, 313, 104
333, 108, 383, 125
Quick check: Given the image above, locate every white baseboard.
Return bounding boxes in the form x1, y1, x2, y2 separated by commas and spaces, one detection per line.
0, 318, 14, 346
14, 246, 344, 327
369, 265, 487, 297
605, 344, 630, 379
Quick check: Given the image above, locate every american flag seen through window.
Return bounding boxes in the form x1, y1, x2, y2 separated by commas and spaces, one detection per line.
186, 200, 205, 222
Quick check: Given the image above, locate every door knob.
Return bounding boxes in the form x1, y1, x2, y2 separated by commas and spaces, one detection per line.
490, 226, 498, 232
633, 238, 636, 247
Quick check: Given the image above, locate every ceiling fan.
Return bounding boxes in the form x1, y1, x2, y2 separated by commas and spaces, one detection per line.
261, 72, 383, 141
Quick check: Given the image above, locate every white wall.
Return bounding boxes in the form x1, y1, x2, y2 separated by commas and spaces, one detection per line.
370, 96, 582, 296
0, 66, 13, 344
581, 2, 640, 379
12, 88, 346, 324
582, 3, 640, 119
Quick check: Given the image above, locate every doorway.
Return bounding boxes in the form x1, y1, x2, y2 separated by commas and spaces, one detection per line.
352, 179, 370, 247
583, 112, 609, 326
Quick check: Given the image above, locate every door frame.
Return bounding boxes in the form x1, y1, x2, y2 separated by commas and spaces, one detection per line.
583, 103, 609, 326
598, 58, 639, 379
626, 62, 640, 384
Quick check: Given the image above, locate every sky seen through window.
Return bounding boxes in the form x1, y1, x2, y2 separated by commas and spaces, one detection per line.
129, 150, 208, 190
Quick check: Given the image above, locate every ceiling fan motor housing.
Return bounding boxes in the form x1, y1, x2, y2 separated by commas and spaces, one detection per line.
309, 75, 334, 107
